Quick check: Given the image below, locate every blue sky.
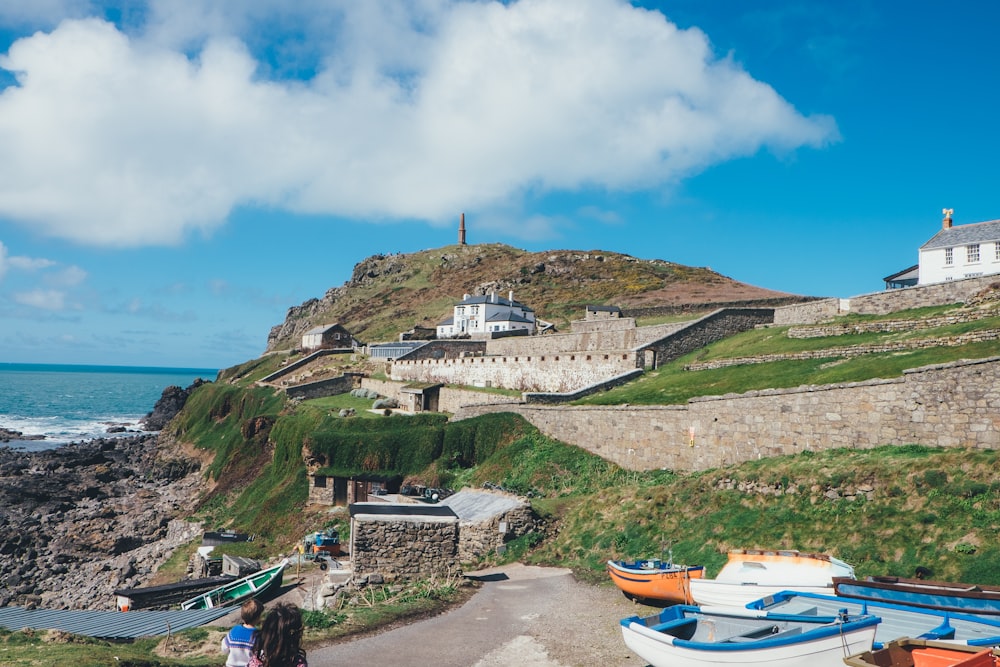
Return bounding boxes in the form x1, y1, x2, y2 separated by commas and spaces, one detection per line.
0, 0, 996, 370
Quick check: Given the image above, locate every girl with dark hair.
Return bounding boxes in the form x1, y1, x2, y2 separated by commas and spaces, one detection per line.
248, 602, 307, 667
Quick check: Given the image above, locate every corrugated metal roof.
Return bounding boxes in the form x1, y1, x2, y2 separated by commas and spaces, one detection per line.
0, 605, 235, 639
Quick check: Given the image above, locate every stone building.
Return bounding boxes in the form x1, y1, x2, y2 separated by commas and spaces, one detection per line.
349, 503, 461, 583
301, 323, 359, 351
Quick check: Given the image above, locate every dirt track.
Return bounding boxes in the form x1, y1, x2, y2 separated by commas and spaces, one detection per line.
306, 563, 647, 666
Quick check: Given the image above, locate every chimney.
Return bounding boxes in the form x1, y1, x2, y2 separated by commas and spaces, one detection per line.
508, 290, 514, 303
459, 213, 467, 245
942, 208, 954, 229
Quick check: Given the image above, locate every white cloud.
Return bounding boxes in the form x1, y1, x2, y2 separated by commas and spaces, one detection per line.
14, 288, 67, 310
0, 0, 838, 247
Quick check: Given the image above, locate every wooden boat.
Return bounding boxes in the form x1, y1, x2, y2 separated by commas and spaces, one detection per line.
747, 590, 1000, 649
180, 559, 288, 610
843, 638, 1000, 667
619, 602, 880, 667
114, 575, 234, 611
834, 576, 1000, 616
607, 558, 705, 605
689, 548, 856, 608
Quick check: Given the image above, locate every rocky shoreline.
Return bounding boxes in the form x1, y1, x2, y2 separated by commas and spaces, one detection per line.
0, 385, 209, 610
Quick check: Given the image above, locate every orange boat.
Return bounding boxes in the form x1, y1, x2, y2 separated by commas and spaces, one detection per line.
844, 638, 1000, 667
606, 558, 704, 606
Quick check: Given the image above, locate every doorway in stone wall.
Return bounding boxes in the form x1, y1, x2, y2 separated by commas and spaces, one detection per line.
643, 349, 657, 369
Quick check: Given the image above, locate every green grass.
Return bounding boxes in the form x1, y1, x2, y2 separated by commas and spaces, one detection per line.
578, 338, 1000, 405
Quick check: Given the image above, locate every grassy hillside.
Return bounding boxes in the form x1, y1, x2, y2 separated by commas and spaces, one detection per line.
265, 243, 808, 349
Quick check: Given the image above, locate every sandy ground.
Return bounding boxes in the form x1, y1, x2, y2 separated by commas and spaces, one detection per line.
305, 563, 648, 667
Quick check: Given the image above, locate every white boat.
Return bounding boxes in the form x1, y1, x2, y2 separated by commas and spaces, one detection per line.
619, 603, 879, 667
689, 549, 855, 608
747, 590, 1000, 649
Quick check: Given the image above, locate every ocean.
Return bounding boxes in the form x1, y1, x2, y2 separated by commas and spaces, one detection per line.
0, 363, 218, 452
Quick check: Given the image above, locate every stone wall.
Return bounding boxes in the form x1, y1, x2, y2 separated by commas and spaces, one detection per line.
849, 275, 1000, 315
350, 514, 460, 582
485, 325, 638, 356
285, 374, 361, 400
641, 309, 774, 368
684, 329, 1000, 370
457, 505, 541, 562
359, 378, 522, 413
396, 340, 486, 361
773, 298, 844, 325
453, 357, 1000, 471
391, 351, 637, 393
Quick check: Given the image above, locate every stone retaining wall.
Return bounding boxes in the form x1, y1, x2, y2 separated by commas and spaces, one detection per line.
390, 351, 637, 393
849, 275, 1000, 315
773, 298, 843, 326
641, 309, 774, 368
453, 357, 1000, 471
350, 514, 460, 583
285, 374, 362, 400
788, 314, 986, 338
684, 330, 1000, 370
458, 505, 541, 562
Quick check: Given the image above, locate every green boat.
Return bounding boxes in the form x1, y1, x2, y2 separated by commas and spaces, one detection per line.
180, 559, 288, 610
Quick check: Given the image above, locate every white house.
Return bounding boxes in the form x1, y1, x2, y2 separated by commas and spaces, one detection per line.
436, 291, 536, 338
919, 210, 1000, 285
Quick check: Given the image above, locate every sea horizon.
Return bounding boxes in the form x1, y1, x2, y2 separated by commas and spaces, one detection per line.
0, 362, 219, 452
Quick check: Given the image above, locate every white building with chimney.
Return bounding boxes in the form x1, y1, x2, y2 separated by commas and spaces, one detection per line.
918, 210, 1000, 285
436, 291, 536, 338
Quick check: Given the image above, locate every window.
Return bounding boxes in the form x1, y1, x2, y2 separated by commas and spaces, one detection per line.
944, 248, 953, 265
996, 242, 1000, 261
968, 244, 980, 263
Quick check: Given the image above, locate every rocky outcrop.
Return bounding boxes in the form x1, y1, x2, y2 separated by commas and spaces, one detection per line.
141, 379, 208, 431
0, 428, 45, 442
0, 435, 204, 609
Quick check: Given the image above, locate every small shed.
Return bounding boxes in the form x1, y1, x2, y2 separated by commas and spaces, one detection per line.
349, 503, 460, 583
585, 304, 622, 320
400, 382, 442, 412
440, 490, 542, 561
301, 323, 358, 351
308, 471, 402, 506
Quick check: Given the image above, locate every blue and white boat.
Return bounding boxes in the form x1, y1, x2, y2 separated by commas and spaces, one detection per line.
747, 590, 1000, 649
833, 576, 1000, 616
619, 603, 879, 667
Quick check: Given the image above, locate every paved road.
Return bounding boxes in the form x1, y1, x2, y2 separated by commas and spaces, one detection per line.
307, 563, 644, 666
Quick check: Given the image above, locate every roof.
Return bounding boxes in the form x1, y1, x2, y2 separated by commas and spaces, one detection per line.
369, 342, 426, 351
457, 294, 534, 312
0, 605, 235, 639
586, 304, 622, 313
349, 502, 458, 519
303, 323, 346, 335
883, 264, 919, 282
486, 311, 533, 323
437, 316, 454, 326
440, 490, 527, 523
921, 219, 1000, 250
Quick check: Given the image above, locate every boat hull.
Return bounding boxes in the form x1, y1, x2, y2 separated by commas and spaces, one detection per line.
180, 559, 288, 610
748, 590, 1000, 648
690, 581, 837, 608
620, 604, 879, 667
834, 576, 1000, 616
607, 560, 704, 605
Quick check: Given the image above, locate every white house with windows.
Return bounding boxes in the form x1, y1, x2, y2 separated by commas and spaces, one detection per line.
436, 291, 536, 338
918, 211, 1000, 285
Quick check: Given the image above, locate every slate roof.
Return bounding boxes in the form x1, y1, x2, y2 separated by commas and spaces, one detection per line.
586, 304, 622, 313
486, 311, 533, 323
883, 264, 919, 282
440, 490, 527, 523
457, 294, 535, 312
921, 219, 1000, 250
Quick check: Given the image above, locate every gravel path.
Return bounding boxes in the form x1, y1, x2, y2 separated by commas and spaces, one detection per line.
308, 563, 648, 667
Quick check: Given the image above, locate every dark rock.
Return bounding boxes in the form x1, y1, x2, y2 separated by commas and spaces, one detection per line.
140, 379, 208, 431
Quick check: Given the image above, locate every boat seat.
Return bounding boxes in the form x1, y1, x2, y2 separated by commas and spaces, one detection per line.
726, 626, 802, 643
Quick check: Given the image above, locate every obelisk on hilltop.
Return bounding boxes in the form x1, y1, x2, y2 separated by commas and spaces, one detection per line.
459, 213, 467, 245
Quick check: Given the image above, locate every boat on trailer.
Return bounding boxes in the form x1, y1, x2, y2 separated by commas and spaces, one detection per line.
747, 590, 1000, 649
689, 548, 856, 608
180, 559, 288, 610
619, 602, 880, 667
607, 558, 705, 605
834, 576, 1000, 616
843, 638, 1000, 667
